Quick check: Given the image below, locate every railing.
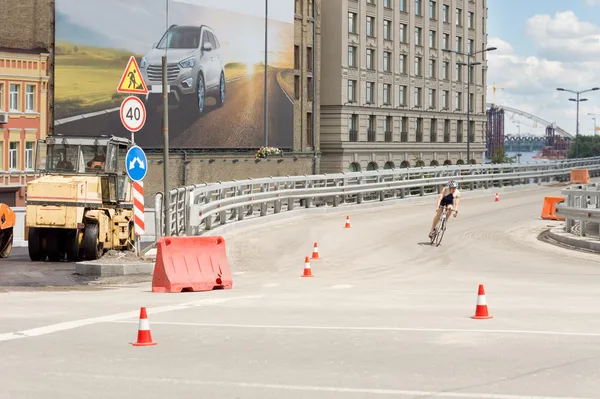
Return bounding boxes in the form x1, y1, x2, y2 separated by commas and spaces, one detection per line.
153, 157, 600, 241
556, 183, 600, 238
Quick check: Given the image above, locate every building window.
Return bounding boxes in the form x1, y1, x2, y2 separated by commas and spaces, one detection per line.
469, 93, 474, 112
416, 118, 423, 142
9, 84, 19, 112
348, 80, 356, 102
442, 4, 449, 22
25, 141, 34, 170
383, 83, 392, 105
368, 115, 376, 141
442, 61, 449, 80
399, 85, 407, 105
25, 84, 35, 111
0, 83, 3, 110
468, 11, 474, 29
429, 0, 436, 19
383, 20, 392, 40
456, 36, 462, 52
399, 23, 407, 43
469, 65, 474, 83
444, 119, 450, 142
415, 27, 422, 46
384, 0, 392, 8
457, 120, 464, 142
428, 88, 436, 108
307, 46, 313, 72
400, 0, 407, 12
349, 114, 358, 142
415, 56, 422, 76
399, 54, 407, 73
307, 112, 313, 146
401, 117, 408, 141
429, 30, 436, 49
468, 39, 474, 54
9, 142, 18, 170
366, 16, 375, 37
456, 8, 462, 26
414, 87, 422, 107
383, 51, 391, 72
442, 90, 449, 108
456, 64, 462, 82
429, 59, 436, 78
349, 12, 357, 33
366, 48, 375, 69
366, 82, 375, 103
385, 116, 393, 141
348, 46, 356, 67
456, 92, 462, 110
442, 33, 449, 50
294, 75, 300, 99
430, 118, 437, 142
415, 0, 421, 16
294, 45, 300, 69
307, 77, 313, 100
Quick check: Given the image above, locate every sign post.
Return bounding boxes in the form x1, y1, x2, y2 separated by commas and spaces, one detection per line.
117, 56, 149, 256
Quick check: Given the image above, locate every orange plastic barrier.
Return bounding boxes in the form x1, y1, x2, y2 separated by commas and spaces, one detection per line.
152, 236, 233, 293
570, 169, 590, 184
541, 196, 565, 221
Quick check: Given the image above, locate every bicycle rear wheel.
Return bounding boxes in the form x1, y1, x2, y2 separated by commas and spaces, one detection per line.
435, 218, 447, 247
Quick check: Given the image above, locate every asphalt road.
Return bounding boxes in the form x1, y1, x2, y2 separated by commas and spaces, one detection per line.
1, 184, 600, 398
54, 69, 293, 149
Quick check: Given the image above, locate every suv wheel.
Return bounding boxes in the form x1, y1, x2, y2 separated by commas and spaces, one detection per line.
196, 73, 205, 114
216, 72, 225, 106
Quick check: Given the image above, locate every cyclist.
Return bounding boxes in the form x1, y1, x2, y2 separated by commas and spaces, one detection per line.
429, 180, 460, 239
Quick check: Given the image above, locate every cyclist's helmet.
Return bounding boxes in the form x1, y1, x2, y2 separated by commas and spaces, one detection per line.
448, 180, 458, 189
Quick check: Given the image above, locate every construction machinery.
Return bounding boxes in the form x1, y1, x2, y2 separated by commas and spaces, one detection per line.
25, 135, 136, 262
0, 203, 15, 258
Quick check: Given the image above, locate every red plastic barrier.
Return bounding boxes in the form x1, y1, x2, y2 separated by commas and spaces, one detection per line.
152, 236, 233, 293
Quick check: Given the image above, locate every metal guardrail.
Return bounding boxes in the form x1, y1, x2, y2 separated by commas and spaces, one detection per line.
154, 157, 600, 241
556, 183, 600, 238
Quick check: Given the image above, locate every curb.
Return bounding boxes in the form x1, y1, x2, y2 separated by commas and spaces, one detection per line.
75, 261, 155, 277
547, 225, 600, 253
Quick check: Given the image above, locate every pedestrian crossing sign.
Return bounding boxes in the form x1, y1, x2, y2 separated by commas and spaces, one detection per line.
117, 56, 148, 95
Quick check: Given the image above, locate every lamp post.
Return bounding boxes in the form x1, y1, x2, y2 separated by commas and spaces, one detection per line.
444, 46, 497, 164
556, 87, 599, 158
587, 112, 597, 136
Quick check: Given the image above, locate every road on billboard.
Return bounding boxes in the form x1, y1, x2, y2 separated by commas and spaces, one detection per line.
2, 182, 600, 398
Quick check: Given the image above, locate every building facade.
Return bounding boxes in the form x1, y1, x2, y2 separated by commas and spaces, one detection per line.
320, 0, 489, 172
0, 50, 50, 171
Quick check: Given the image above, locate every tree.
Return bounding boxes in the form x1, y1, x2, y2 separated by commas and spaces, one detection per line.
568, 135, 600, 158
489, 148, 516, 164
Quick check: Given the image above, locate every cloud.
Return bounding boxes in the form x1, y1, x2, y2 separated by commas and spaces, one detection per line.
584, 0, 600, 5
487, 12, 600, 137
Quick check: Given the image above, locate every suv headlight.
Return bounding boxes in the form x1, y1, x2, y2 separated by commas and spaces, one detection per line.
140, 56, 147, 69
179, 57, 196, 69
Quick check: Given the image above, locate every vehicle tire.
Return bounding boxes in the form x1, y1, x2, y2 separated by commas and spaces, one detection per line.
0, 227, 13, 258
45, 230, 63, 262
28, 227, 44, 261
435, 219, 447, 247
83, 223, 103, 261
195, 72, 205, 115
216, 71, 225, 107
66, 229, 82, 262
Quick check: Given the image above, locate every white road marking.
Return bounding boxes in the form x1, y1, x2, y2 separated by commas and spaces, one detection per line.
41, 372, 593, 399
0, 295, 262, 343
108, 321, 600, 338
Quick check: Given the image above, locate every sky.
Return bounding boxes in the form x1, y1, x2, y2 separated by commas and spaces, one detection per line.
487, 0, 600, 137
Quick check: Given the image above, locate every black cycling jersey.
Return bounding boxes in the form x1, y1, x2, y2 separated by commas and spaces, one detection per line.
439, 193, 455, 207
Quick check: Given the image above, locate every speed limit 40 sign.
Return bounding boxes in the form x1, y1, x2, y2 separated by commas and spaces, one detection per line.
120, 96, 147, 132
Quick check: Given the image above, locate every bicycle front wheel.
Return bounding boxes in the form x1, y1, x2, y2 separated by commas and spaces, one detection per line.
435, 219, 447, 247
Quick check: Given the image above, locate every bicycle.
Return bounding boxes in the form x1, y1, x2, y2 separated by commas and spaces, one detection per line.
429, 205, 457, 247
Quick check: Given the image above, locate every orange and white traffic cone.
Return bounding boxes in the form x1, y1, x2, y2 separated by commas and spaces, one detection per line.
495, 193, 499, 202
344, 216, 351, 229
302, 256, 313, 277
471, 284, 493, 319
311, 242, 320, 260
132, 307, 157, 346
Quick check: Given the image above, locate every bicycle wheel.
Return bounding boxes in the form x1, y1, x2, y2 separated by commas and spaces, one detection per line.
435, 218, 447, 247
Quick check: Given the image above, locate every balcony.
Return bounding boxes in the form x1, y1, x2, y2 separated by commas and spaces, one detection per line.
367, 129, 376, 142
349, 130, 358, 142
384, 131, 392, 142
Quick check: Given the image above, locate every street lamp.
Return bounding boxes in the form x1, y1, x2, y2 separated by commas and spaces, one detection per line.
556, 87, 600, 158
587, 113, 597, 136
444, 46, 497, 164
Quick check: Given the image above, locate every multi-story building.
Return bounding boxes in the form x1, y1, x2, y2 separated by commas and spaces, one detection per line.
320, 0, 489, 172
0, 50, 50, 171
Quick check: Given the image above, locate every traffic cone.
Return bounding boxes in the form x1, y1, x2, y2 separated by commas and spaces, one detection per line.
471, 284, 493, 319
495, 193, 499, 202
344, 216, 351, 228
132, 307, 157, 346
302, 256, 313, 277
311, 242, 320, 260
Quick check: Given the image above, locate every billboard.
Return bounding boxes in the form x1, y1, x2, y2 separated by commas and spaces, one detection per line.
54, 0, 294, 150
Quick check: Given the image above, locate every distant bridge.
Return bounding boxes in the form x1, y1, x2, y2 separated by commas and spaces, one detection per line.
485, 103, 572, 138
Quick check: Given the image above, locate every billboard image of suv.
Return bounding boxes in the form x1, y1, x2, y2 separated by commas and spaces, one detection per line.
53, 0, 294, 150
140, 24, 225, 117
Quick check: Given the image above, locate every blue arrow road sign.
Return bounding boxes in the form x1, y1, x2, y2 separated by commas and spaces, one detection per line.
125, 145, 148, 182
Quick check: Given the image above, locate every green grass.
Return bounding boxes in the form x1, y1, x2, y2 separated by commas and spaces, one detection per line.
54, 42, 280, 119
